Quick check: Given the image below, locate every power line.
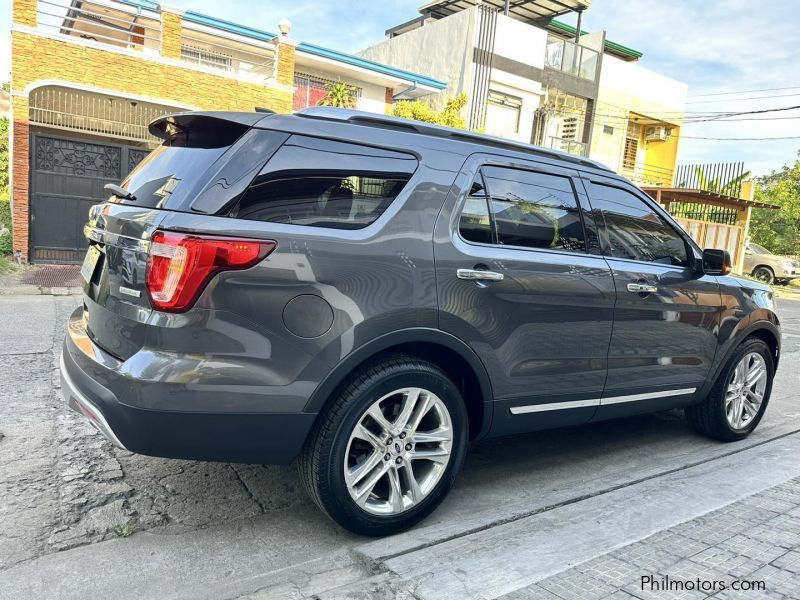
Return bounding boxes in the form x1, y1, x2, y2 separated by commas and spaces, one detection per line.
688, 85, 800, 98
677, 135, 800, 141
686, 92, 800, 104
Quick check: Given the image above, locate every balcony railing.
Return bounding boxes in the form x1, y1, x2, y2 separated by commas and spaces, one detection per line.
179, 30, 275, 81
621, 163, 674, 187
33, 0, 275, 82
37, 0, 162, 53
674, 162, 747, 198
548, 136, 588, 157
544, 35, 599, 82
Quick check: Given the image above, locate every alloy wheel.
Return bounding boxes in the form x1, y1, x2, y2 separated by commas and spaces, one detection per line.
344, 387, 453, 516
725, 352, 767, 430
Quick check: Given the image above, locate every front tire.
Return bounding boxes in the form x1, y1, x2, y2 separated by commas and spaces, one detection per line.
299, 355, 468, 536
686, 337, 774, 441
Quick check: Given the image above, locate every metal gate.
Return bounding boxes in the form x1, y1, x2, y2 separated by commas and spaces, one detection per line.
29, 134, 150, 263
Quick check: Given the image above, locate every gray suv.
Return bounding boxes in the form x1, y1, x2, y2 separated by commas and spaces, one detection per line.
61, 108, 781, 535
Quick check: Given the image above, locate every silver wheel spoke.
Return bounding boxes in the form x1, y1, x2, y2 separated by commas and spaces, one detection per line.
408, 393, 433, 434
344, 386, 454, 516
403, 462, 423, 503
346, 450, 383, 487
412, 447, 450, 464
366, 405, 393, 435
394, 388, 422, 432
387, 467, 404, 513
746, 364, 765, 386
353, 423, 383, 448
354, 463, 390, 507
414, 428, 451, 444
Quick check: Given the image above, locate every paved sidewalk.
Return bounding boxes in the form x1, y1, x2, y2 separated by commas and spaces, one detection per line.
502, 477, 800, 600
0, 263, 82, 295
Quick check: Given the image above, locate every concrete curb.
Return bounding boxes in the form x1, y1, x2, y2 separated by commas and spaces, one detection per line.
0, 286, 82, 296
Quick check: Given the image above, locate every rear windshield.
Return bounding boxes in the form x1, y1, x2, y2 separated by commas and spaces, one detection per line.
118, 144, 230, 209
117, 117, 250, 209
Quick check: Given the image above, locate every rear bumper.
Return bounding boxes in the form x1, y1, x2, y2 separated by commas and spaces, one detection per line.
61, 307, 317, 464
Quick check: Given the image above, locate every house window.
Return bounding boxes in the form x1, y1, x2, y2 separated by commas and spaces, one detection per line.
622, 123, 641, 170
485, 90, 522, 136
293, 73, 362, 112
180, 45, 233, 71
603, 125, 614, 135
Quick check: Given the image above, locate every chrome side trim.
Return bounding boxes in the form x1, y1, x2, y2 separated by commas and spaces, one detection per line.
59, 354, 128, 450
601, 388, 697, 405
509, 388, 697, 415
510, 398, 600, 414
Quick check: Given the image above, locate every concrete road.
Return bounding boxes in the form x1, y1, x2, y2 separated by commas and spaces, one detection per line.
0, 295, 798, 599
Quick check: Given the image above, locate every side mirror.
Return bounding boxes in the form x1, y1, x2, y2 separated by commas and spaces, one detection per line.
702, 248, 732, 275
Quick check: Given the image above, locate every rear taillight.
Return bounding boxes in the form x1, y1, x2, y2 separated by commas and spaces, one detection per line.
146, 231, 276, 312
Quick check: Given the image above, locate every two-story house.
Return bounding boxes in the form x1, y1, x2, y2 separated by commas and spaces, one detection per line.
358, 0, 687, 188
9, 0, 446, 262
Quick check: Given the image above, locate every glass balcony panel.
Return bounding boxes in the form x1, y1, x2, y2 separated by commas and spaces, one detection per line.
579, 47, 598, 80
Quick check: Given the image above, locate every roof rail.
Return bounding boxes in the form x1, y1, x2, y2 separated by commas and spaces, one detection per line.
296, 107, 612, 172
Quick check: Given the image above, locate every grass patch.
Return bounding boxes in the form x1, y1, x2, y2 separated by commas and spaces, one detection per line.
0, 254, 20, 276
112, 524, 135, 538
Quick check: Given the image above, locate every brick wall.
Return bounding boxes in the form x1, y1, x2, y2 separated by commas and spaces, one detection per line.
12, 0, 35, 27
160, 10, 183, 60
12, 32, 294, 113
10, 97, 29, 261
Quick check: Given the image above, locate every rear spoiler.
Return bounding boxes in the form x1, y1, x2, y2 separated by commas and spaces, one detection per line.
148, 111, 275, 145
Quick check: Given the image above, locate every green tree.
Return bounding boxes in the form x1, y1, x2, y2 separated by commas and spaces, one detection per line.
749, 151, 800, 256
691, 166, 752, 196
0, 114, 10, 255
317, 81, 358, 109
392, 93, 468, 130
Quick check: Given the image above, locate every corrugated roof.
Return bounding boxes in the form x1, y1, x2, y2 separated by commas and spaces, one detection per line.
546, 19, 643, 60
419, 0, 590, 21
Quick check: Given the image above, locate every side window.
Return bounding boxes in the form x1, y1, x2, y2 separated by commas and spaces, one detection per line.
588, 183, 689, 267
233, 136, 417, 230
482, 166, 586, 252
459, 173, 493, 244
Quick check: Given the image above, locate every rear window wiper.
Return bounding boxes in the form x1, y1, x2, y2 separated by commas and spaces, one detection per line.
104, 183, 136, 201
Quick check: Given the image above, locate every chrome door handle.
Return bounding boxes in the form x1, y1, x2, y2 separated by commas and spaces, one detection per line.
627, 282, 658, 294
457, 269, 504, 282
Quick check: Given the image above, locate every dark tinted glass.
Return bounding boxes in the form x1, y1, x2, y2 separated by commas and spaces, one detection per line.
233, 136, 417, 229
482, 166, 586, 252
121, 145, 228, 209
459, 173, 493, 244
588, 183, 689, 267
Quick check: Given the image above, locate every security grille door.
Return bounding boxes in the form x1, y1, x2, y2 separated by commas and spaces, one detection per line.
29, 134, 150, 263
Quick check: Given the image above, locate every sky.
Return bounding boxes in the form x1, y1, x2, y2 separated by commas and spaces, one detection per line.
1, 0, 799, 175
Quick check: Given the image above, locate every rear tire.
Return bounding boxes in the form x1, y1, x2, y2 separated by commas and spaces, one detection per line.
298, 355, 468, 536
752, 266, 775, 285
686, 337, 774, 441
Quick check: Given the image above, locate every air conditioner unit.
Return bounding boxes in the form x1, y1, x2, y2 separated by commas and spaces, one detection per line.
645, 126, 672, 141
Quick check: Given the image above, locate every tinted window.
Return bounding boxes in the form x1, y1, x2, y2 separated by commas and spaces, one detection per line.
233, 136, 417, 230
589, 183, 689, 266
482, 166, 586, 252
121, 117, 250, 209
459, 173, 493, 244
121, 145, 229, 209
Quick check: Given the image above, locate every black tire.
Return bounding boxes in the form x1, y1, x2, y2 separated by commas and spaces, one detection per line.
752, 266, 775, 285
686, 337, 774, 441
298, 354, 469, 536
